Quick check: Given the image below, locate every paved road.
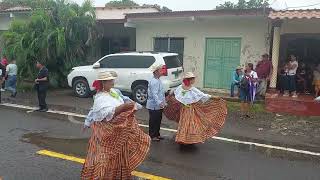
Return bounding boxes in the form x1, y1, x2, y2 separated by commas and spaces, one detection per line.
3, 90, 320, 151
0, 107, 320, 180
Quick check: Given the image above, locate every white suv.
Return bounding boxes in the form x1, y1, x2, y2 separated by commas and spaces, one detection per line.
67, 52, 183, 104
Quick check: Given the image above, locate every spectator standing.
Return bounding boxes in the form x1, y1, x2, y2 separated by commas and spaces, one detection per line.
256, 54, 273, 98
239, 63, 258, 118
284, 55, 299, 98
1, 56, 8, 92
313, 64, 320, 97
230, 66, 243, 97
35, 61, 49, 112
0, 62, 5, 79
0, 62, 5, 98
296, 62, 310, 94
5, 60, 17, 97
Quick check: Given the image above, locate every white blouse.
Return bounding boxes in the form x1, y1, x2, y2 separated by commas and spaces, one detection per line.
174, 85, 211, 105
84, 88, 142, 127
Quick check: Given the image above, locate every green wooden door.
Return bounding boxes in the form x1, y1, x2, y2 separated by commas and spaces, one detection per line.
204, 38, 241, 89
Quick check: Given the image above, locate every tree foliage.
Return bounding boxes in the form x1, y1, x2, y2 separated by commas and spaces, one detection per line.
216, 0, 269, 9
105, 0, 139, 7
1, 0, 98, 87
143, 4, 172, 12
106, 0, 172, 12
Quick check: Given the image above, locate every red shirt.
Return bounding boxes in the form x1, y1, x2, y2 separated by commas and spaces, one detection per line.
256, 60, 272, 79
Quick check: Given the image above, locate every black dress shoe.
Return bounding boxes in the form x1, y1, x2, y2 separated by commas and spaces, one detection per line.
39, 108, 48, 112
10, 92, 17, 98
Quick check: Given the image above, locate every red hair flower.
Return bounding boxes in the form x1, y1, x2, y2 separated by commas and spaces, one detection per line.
183, 79, 191, 87
92, 80, 102, 92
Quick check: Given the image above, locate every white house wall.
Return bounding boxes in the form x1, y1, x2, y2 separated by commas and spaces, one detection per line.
135, 17, 270, 88
0, 16, 11, 31
0, 13, 29, 31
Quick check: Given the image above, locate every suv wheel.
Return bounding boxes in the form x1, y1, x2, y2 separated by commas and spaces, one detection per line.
73, 78, 90, 98
132, 84, 148, 105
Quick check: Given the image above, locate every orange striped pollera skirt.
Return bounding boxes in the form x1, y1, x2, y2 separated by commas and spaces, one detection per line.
164, 95, 227, 144
81, 106, 150, 180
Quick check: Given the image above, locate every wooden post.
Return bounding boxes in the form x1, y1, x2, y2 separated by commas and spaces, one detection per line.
270, 21, 282, 89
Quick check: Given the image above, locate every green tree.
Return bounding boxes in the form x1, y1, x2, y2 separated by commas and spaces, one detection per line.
105, 0, 139, 7
147, 4, 172, 12
1, 0, 98, 87
160, 6, 172, 12
216, 0, 269, 9
105, 0, 172, 12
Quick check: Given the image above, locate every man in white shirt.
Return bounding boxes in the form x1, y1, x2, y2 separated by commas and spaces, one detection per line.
284, 55, 298, 98
5, 60, 18, 97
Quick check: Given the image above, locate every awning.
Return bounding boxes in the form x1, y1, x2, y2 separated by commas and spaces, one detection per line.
269, 9, 320, 20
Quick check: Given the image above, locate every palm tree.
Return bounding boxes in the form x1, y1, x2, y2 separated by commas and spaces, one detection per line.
1, 0, 98, 87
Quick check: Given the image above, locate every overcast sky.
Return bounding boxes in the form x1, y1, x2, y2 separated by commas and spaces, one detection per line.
72, 0, 320, 10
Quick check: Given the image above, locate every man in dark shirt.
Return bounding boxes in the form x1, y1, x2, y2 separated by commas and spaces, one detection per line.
0, 63, 5, 102
0, 63, 5, 79
35, 61, 49, 112
256, 54, 273, 98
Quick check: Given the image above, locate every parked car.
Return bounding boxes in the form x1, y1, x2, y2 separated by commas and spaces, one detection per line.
67, 52, 183, 104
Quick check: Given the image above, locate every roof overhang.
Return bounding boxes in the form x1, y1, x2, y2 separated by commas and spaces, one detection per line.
126, 8, 270, 20
269, 9, 320, 20
96, 19, 126, 24
0, 6, 31, 13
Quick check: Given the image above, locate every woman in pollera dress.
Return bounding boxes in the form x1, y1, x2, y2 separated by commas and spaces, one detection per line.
164, 72, 227, 145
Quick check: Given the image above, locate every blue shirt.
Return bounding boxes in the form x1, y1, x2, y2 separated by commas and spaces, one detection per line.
232, 71, 241, 83
146, 77, 166, 110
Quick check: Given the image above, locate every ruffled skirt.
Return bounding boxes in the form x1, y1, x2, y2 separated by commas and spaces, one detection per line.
164, 96, 227, 144
81, 106, 150, 180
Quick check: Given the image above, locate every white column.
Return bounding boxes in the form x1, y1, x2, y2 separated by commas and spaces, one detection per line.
270, 26, 281, 89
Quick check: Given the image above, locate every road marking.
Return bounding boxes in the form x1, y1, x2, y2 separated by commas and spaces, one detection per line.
67, 115, 85, 125
37, 150, 172, 180
3, 102, 320, 157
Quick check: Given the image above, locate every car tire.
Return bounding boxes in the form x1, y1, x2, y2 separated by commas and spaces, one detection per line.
132, 84, 148, 105
73, 78, 90, 98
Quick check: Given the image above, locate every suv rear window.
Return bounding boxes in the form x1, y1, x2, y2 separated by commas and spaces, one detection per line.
163, 56, 182, 69
100, 55, 156, 68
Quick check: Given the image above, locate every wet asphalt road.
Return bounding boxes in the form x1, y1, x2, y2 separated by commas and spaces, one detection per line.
0, 107, 320, 180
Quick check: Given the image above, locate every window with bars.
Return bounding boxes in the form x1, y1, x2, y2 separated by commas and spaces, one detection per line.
154, 37, 184, 65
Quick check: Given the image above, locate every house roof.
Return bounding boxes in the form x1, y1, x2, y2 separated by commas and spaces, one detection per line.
0, 5, 159, 13
0, 6, 31, 13
96, 5, 160, 11
269, 9, 320, 20
126, 8, 271, 19
95, 6, 159, 21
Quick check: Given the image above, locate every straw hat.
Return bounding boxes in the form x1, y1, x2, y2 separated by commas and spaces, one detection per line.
97, 71, 117, 81
109, 71, 118, 77
150, 64, 163, 73
236, 66, 243, 70
183, 72, 196, 79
